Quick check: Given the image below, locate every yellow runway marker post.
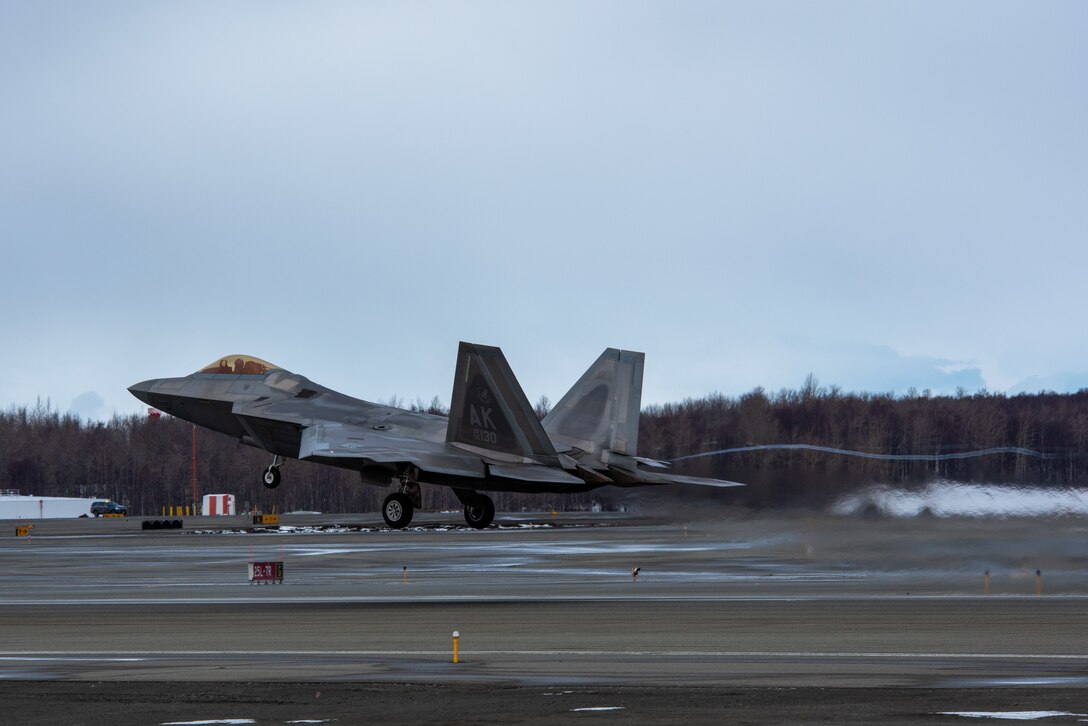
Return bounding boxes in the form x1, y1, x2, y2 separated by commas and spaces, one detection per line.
452, 631, 460, 664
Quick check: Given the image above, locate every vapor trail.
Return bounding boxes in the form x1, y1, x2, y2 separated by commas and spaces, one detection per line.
670, 444, 1060, 463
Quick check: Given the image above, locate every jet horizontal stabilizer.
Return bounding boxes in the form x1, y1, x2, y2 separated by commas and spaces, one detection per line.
602, 451, 670, 471
602, 450, 744, 488
607, 466, 745, 489
640, 471, 746, 488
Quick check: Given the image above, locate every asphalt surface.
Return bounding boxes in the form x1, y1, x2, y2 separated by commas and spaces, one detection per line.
2, 508, 1087, 723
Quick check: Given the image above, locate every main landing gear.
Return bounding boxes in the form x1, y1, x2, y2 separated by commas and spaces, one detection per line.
454, 488, 494, 530
462, 496, 495, 529
262, 455, 285, 489
381, 480, 496, 530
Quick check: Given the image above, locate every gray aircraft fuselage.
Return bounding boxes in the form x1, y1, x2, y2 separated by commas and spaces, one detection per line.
129, 347, 741, 529
131, 365, 444, 466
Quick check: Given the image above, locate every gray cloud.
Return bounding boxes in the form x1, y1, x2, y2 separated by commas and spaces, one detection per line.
0, 2, 1085, 418
69, 391, 105, 420
666, 336, 986, 403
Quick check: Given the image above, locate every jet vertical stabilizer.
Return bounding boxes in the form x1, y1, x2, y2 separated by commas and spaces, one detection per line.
542, 348, 645, 458
446, 342, 560, 467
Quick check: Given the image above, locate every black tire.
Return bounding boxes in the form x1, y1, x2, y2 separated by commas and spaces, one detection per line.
171, 520, 183, 529
464, 495, 495, 529
262, 467, 281, 489
141, 520, 151, 530
382, 492, 413, 529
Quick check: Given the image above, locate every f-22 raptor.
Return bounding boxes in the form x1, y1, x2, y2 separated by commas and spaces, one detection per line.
129, 343, 741, 529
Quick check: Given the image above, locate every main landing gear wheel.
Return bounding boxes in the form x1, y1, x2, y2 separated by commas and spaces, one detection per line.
262, 466, 281, 489
382, 492, 414, 529
463, 495, 495, 529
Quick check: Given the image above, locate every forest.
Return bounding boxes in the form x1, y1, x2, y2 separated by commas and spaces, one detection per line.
3, 379, 1088, 516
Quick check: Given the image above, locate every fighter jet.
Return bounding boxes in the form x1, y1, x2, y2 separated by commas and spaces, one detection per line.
128, 342, 741, 529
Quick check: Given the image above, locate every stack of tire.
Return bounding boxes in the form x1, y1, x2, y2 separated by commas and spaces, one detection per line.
142, 519, 183, 530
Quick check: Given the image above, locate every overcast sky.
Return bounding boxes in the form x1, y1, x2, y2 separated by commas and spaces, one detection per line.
2, 1, 1086, 421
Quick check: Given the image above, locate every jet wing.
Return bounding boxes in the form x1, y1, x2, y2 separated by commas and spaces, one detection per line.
299, 423, 486, 479
299, 424, 584, 486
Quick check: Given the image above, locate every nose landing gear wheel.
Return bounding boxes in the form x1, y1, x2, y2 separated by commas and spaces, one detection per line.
463, 495, 495, 529
383, 492, 414, 529
262, 466, 281, 489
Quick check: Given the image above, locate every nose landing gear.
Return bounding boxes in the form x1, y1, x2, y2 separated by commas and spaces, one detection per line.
262, 456, 286, 489
382, 474, 421, 529
382, 492, 414, 528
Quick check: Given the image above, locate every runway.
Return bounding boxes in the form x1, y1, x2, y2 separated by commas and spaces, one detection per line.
4, 599, 1088, 686
2, 509, 1087, 722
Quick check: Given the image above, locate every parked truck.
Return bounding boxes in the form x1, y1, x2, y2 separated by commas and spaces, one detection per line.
0, 492, 125, 519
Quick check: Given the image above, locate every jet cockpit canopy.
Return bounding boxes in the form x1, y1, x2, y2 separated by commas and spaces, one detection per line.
198, 355, 279, 376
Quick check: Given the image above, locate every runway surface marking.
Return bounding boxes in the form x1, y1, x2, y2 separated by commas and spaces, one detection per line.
4, 595, 1088, 606
3, 650, 1087, 660
0, 656, 146, 662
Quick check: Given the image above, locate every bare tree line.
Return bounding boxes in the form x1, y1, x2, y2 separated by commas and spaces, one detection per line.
0, 399, 584, 515
3, 381, 1088, 515
641, 379, 1088, 507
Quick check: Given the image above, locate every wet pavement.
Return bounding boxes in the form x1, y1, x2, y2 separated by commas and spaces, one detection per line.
2, 508, 1087, 722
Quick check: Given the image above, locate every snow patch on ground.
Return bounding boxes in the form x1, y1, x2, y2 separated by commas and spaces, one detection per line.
571, 706, 625, 712
832, 480, 1088, 518
940, 712, 1088, 720
186, 522, 559, 536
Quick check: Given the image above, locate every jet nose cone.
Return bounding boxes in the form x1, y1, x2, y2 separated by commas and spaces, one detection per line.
128, 379, 158, 405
